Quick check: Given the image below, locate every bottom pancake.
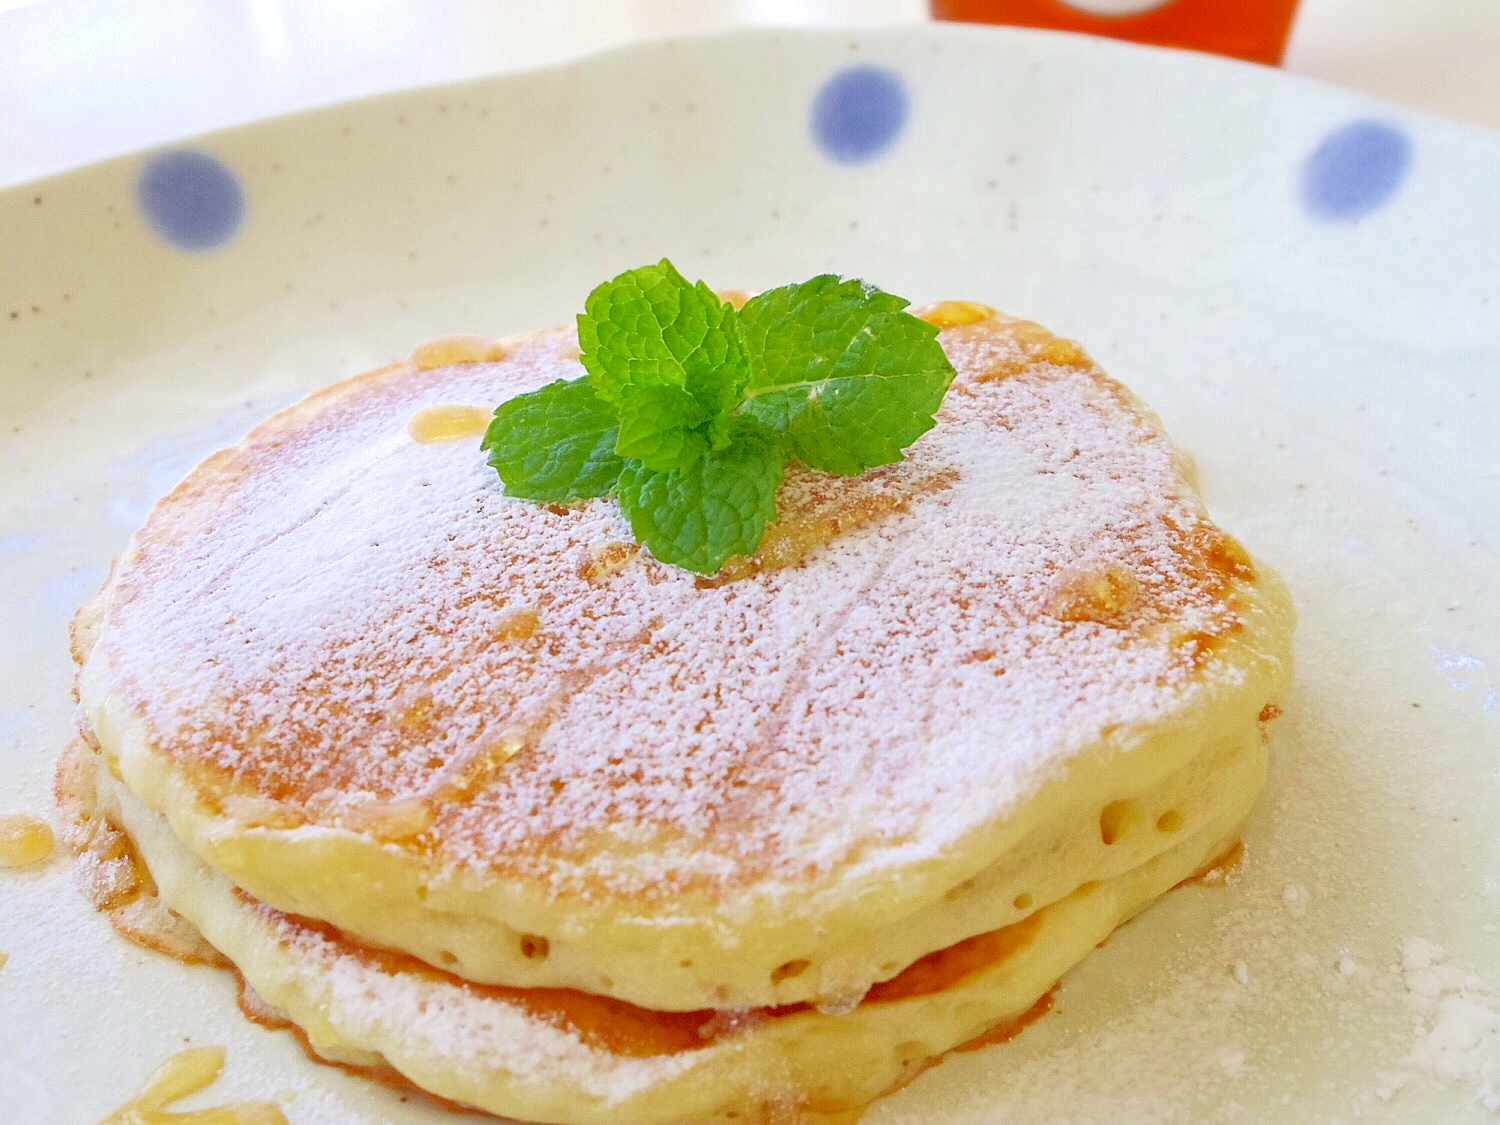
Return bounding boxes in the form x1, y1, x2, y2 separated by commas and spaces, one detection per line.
97, 740, 1265, 1125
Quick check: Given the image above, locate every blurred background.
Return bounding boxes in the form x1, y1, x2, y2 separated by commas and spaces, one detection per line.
1, 0, 1496, 189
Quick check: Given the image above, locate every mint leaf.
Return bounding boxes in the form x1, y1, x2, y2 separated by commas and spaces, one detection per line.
614, 384, 710, 472
616, 417, 786, 575
482, 377, 623, 502
577, 260, 749, 470
737, 275, 955, 476
487, 263, 960, 576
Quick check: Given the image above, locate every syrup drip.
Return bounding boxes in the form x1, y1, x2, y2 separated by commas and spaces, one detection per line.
406, 335, 505, 370
715, 289, 755, 310
0, 811, 55, 868
912, 300, 997, 328
97, 1048, 285, 1125
1049, 563, 1142, 623
579, 541, 639, 583
406, 404, 491, 444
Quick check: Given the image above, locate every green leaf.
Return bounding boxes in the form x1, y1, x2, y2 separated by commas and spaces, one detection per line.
614, 384, 710, 473
616, 417, 787, 575
486, 263, 961, 577
737, 275, 955, 476
576, 260, 750, 467
482, 377, 623, 502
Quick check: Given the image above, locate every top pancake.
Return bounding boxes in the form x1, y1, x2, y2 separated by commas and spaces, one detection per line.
77, 311, 1292, 1010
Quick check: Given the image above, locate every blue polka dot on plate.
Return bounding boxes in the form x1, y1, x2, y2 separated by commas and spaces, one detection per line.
1300, 120, 1411, 223
137, 149, 245, 251
811, 65, 909, 165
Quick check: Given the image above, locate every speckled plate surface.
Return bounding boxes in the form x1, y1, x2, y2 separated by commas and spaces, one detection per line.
2, 24, 1498, 1125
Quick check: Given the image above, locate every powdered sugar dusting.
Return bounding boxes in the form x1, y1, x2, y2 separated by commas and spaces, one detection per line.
90, 320, 1257, 899
1395, 938, 1500, 1113
258, 905, 703, 1103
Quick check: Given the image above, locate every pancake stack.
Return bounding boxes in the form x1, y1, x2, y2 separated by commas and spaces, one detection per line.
67, 306, 1294, 1123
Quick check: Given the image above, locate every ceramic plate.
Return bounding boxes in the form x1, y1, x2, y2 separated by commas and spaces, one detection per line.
2, 24, 1497, 1125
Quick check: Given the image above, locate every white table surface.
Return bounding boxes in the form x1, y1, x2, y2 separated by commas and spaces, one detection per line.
0, 0, 1496, 190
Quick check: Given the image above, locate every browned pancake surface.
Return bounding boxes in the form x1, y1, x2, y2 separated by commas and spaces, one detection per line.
90, 319, 1252, 898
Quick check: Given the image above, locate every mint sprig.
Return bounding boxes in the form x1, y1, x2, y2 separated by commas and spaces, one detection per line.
738, 275, 952, 476
617, 416, 786, 577
483, 259, 955, 575
482, 376, 622, 502
578, 260, 747, 471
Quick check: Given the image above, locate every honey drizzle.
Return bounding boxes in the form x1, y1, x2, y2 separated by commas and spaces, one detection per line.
912, 300, 997, 328
406, 335, 505, 370
578, 541, 639, 583
406, 404, 491, 444
97, 1047, 286, 1124
715, 289, 756, 310
0, 810, 54, 868
494, 606, 541, 641
1048, 563, 1142, 624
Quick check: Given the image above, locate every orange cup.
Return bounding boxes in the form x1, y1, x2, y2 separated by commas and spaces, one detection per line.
930, 0, 1300, 65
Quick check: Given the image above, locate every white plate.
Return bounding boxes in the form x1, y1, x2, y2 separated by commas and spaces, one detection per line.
2, 24, 1497, 1125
